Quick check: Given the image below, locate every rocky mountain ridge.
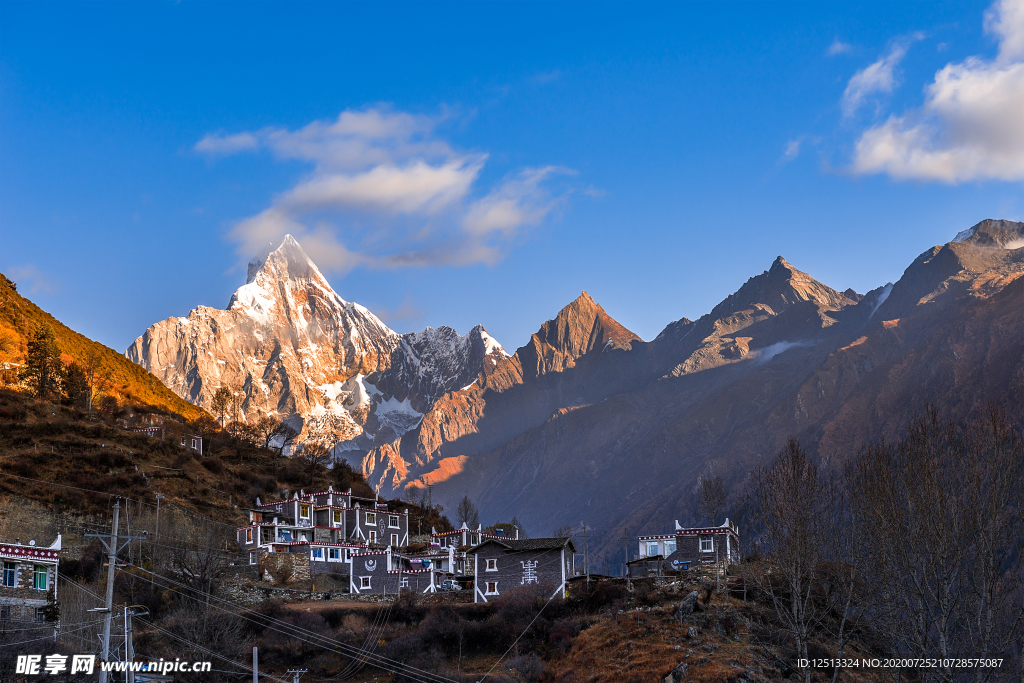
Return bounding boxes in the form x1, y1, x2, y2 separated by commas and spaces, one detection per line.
127, 220, 1024, 562
126, 236, 505, 448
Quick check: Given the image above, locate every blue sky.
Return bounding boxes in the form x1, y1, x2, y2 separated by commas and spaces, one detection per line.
2, 0, 1022, 353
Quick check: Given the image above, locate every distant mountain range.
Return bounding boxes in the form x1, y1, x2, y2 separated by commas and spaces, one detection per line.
127, 219, 1024, 559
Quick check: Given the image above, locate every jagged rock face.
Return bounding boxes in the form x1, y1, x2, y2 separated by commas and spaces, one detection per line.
126, 236, 505, 449
367, 325, 506, 414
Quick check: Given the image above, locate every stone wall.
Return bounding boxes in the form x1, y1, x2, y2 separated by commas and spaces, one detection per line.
260, 552, 310, 584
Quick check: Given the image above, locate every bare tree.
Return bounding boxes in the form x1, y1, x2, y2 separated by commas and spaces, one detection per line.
297, 441, 332, 484
552, 524, 576, 538
847, 407, 1024, 683
698, 475, 727, 525
270, 421, 300, 455
251, 415, 280, 450
210, 387, 231, 426
747, 438, 839, 683
456, 495, 479, 528
163, 600, 247, 666
160, 508, 233, 599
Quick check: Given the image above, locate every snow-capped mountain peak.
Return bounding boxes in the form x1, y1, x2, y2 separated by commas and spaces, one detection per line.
127, 234, 504, 466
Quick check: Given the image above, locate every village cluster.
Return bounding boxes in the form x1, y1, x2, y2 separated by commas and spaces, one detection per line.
232, 487, 742, 602
0, 488, 742, 627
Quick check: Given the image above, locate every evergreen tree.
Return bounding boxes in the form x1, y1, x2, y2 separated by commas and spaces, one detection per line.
19, 324, 63, 400
63, 361, 90, 407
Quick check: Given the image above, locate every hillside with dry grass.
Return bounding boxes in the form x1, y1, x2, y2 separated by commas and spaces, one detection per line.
0, 272, 207, 421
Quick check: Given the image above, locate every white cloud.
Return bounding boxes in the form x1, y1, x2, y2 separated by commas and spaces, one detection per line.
463, 166, 573, 237
195, 131, 259, 154
783, 138, 802, 161
828, 39, 853, 56
842, 35, 922, 117
851, 0, 1024, 182
203, 107, 574, 270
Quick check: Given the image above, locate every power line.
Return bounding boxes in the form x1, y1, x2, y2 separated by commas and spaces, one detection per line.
61, 576, 291, 683
0, 619, 104, 648
130, 568, 456, 683
0, 471, 237, 528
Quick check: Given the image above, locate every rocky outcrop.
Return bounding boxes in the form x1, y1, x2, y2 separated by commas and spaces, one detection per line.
127, 236, 505, 449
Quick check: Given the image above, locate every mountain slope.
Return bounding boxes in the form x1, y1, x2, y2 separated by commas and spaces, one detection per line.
0, 273, 206, 421
379, 256, 860, 495
427, 220, 1024, 561
361, 292, 668, 490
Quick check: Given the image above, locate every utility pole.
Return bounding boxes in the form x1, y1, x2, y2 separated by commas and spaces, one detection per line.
152, 493, 164, 587
252, 647, 258, 683
287, 669, 308, 683
99, 501, 119, 683
87, 500, 144, 683
427, 484, 433, 510
154, 493, 164, 544
623, 527, 629, 578
582, 522, 588, 588
124, 605, 148, 683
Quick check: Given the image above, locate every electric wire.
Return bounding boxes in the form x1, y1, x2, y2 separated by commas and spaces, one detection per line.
129, 567, 456, 683
0, 619, 104, 648
60, 576, 291, 683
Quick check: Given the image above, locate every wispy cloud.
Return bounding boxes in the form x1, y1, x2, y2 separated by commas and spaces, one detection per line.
6, 264, 58, 294
851, 0, 1024, 182
842, 34, 924, 118
782, 138, 803, 162
369, 295, 427, 332
531, 69, 563, 84
827, 39, 853, 56
199, 107, 575, 271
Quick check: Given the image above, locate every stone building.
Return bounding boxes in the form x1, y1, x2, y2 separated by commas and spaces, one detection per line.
0, 535, 60, 627
468, 537, 575, 603
346, 548, 452, 595
632, 519, 740, 576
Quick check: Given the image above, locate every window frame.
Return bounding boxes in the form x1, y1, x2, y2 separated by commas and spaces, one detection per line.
300, 504, 311, 518
485, 558, 498, 572
249, 551, 257, 565
391, 533, 399, 548
485, 581, 498, 595
359, 576, 371, 589
328, 548, 340, 561
389, 515, 399, 528
368, 530, 377, 544
311, 548, 324, 561
646, 541, 659, 557
1, 562, 15, 587
245, 528, 253, 543
333, 510, 342, 525
33, 565, 48, 591
365, 512, 376, 525
699, 535, 714, 553
665, 540, 677, 555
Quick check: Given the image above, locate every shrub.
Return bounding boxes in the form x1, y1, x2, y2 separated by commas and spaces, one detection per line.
505, 653, 545, 682
201, 457, 225, 474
